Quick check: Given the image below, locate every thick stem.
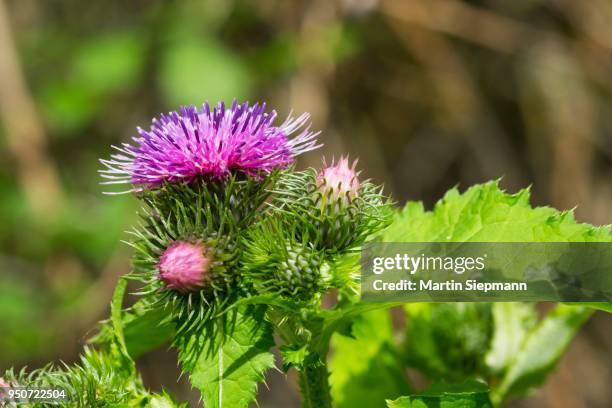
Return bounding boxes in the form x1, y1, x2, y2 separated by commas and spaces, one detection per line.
298, 357, 332, 408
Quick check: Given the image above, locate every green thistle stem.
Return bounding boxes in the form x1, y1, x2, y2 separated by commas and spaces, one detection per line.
298, 356, 332, 408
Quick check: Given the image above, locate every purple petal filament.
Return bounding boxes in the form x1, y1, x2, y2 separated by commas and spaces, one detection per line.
100, 101, 320, 191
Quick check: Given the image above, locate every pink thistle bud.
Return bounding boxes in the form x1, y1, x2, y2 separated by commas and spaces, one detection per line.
158, 241, 212, 293
0, 378, 12, 397
318, 156, 360, 200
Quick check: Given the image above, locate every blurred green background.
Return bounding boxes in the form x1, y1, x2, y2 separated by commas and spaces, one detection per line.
0, 0, 610, 407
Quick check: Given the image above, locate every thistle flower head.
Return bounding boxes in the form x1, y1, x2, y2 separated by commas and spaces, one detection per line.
318, 156, 360, 199
101, 101, 320, 192
158, 241, 211, 293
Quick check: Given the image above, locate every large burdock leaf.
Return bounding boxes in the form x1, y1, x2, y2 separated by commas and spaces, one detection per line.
383, 181, 610, 314
383, 181, 610, 243
177, 306, 275, 408
382, 181, 609, 402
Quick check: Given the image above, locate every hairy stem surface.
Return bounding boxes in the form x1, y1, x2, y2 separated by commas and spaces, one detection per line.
298, 357, 332, 408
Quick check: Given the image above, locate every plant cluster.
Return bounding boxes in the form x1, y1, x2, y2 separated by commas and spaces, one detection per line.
2, 101, 610, 408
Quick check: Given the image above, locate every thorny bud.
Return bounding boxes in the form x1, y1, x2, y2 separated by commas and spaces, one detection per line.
317, 156, 360, 202
158, 241, 212, 293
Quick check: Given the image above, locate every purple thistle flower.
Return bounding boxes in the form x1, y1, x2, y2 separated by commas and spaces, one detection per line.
100, 101, 320, 192
158, 241, 211, 293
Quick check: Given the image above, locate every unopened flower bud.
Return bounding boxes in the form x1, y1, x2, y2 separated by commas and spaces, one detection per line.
0, 377, 12, 398
158, 241, 211, 293
317, 156, 360, 201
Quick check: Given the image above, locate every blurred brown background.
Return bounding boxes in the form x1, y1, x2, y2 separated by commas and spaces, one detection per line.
0, 0, 610, 407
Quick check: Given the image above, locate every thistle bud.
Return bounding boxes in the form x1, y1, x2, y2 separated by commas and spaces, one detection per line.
275, 243, 331, 299
317, 156, 360, 201
274, 157, 392, 253
242, 218, 332, 301
158, 241, 212, 293
0, 377, 12, 398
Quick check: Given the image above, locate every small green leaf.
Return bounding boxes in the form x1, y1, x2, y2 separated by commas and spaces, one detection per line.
279, 344, 309, 371
178, 306, 275, 408
386, 396, 411, 408
564, 302, 612, 313
148, 391, 188, 408
387, 380, 492, 408
225, 294, 301, 314
330, 309, 410, 408
485, 303, 537, 374
493, 304, 593, 403
110, 277, 131, 361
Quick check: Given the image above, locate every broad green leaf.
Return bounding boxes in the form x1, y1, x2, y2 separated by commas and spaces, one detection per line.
492, 304, 593, 404
91, 301, 174, 360
330, 309, 410, 408
178, 306, 275, 408
383, 182, 608, 401
122, 306, 174, 359
403, 303, 492, 381
387, 380, 492, 408
384, 181, 611, 243
485, 303, 537, 374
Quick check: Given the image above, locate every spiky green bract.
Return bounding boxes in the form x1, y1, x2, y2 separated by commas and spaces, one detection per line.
138, 171, 279, 228
272, 169, 392, 253
1, 347, 172, 407
128, 187, 241, 342
241, 217, 341, 302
